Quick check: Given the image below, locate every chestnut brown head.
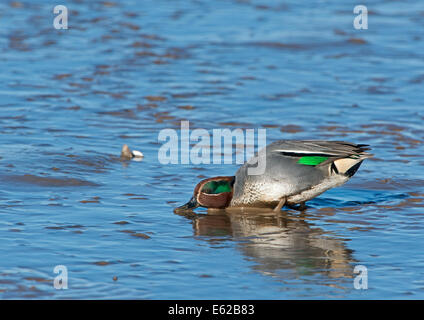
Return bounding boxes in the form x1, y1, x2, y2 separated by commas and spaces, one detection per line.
174, 176, 235, 212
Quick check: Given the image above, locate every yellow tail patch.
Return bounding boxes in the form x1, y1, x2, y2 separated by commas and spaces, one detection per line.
333, 158, 362, 174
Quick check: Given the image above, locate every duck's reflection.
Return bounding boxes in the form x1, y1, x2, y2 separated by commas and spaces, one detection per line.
178, 210, 355, 282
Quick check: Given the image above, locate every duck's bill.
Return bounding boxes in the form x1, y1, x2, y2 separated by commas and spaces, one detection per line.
174, 196, 199, 213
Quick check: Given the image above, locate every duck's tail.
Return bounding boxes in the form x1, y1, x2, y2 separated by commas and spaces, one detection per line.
332, 144, 373, 177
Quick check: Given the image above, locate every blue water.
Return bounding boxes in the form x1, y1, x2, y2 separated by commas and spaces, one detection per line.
1, 0, 424, 299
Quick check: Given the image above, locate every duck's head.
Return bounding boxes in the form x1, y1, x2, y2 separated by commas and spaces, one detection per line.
174, 176, 235, 212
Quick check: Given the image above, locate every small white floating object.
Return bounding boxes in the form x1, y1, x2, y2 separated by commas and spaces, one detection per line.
121, 144, 144, 161
131, 150, 144, 158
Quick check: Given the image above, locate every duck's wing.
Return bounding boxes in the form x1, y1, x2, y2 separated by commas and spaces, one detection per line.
263, 140, 372, 180
268, 140, 372, 163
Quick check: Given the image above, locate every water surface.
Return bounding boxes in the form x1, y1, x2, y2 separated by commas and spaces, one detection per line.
0, 0, 424, 299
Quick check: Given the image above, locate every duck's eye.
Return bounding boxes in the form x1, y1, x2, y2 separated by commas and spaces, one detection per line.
201, 181, 232, 194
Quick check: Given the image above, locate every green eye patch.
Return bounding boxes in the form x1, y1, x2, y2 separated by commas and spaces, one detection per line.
202, 181, 232, 194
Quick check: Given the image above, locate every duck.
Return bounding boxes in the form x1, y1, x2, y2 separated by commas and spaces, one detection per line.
175, 140, 372, 212
120, 144, 144, 160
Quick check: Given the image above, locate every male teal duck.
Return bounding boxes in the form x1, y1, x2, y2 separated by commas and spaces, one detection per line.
175, 140, 372, 212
